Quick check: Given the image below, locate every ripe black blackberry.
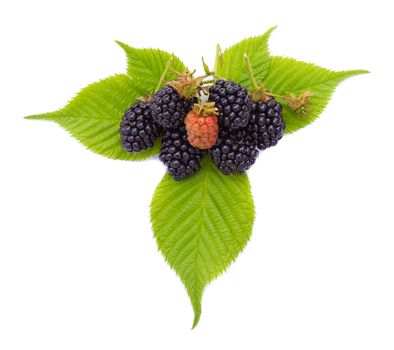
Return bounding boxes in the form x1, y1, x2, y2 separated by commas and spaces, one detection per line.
120, 101, 161, 153
159, 126, 203, 180
249, 97, 286, 150
209, 131, 259, 175
208, 79, 253, 130
151, 85, 194, 128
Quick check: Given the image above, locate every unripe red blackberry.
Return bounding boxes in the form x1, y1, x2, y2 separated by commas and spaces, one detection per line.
184, 103, 219, 150
159, 126, 203, 180
249, 97, 286, 150
209, 131, 259, 175
120, 101, 161, 153
208, 79, 252, 130
151, 85, 194, 129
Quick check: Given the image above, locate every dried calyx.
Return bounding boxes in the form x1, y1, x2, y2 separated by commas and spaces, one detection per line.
170, 71, 204, 99
191, 102, 218, 116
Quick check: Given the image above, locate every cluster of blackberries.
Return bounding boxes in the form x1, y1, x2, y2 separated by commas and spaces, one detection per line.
120, 84, 199, 180
120, 79, 285, 180
208, 80, 286, 174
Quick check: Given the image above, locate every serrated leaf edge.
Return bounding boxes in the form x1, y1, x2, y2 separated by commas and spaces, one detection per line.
150, 157, 255, 328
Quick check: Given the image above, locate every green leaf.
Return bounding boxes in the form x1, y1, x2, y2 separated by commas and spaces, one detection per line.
150, 156, 255, 328
116, 42, 187, 95
263, 56, 369, 133
26, 74, 160, 160
216, 26, 276, 89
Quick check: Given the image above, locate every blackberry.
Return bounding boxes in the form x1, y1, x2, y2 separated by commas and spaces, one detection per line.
249, 97, 286, 150
209, 131, 259, 175
120, 101, 161, 153
208, 79, 252, 130
151, 85, 194, 128
159, 126, 203, 180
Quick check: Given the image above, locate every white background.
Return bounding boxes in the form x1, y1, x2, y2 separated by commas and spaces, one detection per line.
1, 0, 393, 349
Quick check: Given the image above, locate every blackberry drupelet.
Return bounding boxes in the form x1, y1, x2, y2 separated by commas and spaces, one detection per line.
209, 131, 259, 175
250, 97, 286, 150
159, 126, 203, 180
151, 85, 194, 128
120, 101, 161, 153
208, 79, 253, 130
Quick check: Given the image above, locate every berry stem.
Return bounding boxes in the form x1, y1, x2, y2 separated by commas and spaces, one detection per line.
155, 56, 174, 93
213, 44, 223, 80
168, 67, 183, 76
197, 74, 214, 80
243, 54, 260, 92
264, 91, 285, 99
202, 57, 211, 75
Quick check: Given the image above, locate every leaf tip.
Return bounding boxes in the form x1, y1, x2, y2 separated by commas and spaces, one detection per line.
354, 69, 370, 75
115, 40, 126, 48
189, 289, 203, 329
24, 114, 46, 120
342, 69, 370, 78
191, 309, 201, 329
347, 68, 370, 75
267, 25, 278, 33
115, 40, 133, 53
337, 69, 370, 84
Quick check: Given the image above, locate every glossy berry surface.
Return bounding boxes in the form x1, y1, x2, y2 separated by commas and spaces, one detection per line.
120, 101, 161, 153
208, 79, 253, 130
151, 85, 194, 128
209, 131, 259, 175
159, 126, 203, 180
184, 111, 219, 150
249, 97, 286, 150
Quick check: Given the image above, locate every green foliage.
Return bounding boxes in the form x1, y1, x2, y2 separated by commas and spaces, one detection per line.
116, 42, 187, 95
150, 156, 255, 328
25, 46, 189, 160
216, 26, 276, 90
26, 31, 367, 328
263, 56, 368, 133
217, 28, 367, 134
26, 74, 160, 160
